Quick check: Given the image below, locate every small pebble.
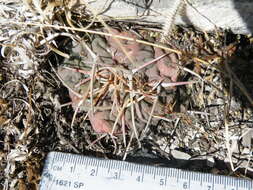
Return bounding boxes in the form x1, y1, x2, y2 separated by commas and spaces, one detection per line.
171, 149, 191, 160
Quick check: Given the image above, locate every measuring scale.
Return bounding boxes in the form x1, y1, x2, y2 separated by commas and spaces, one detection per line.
40, 151, 253, 190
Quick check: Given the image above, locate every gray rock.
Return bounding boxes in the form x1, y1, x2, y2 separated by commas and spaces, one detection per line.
207, 156, 215, 167
88, 0, 253, 34
242, 129, 253, 148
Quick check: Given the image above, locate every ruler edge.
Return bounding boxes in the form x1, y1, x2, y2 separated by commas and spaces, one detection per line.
40, 151, 253, 189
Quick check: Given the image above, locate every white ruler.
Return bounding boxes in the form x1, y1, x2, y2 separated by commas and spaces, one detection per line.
40, 151, 253, 190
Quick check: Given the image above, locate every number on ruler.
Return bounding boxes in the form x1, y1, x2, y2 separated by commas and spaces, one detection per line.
113, 172, 118, 180
136, 176, 142, 182
159, 178, 166, 186
183, 181, 188, 189
90, 169, 96, 176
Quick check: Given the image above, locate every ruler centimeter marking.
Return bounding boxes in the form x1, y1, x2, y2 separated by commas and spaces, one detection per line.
39, 151, 253, 190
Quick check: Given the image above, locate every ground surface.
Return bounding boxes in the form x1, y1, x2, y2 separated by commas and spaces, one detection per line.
0, 1, 253, 189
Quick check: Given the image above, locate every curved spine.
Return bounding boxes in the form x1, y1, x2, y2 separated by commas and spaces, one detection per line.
161, 0, 185, 41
